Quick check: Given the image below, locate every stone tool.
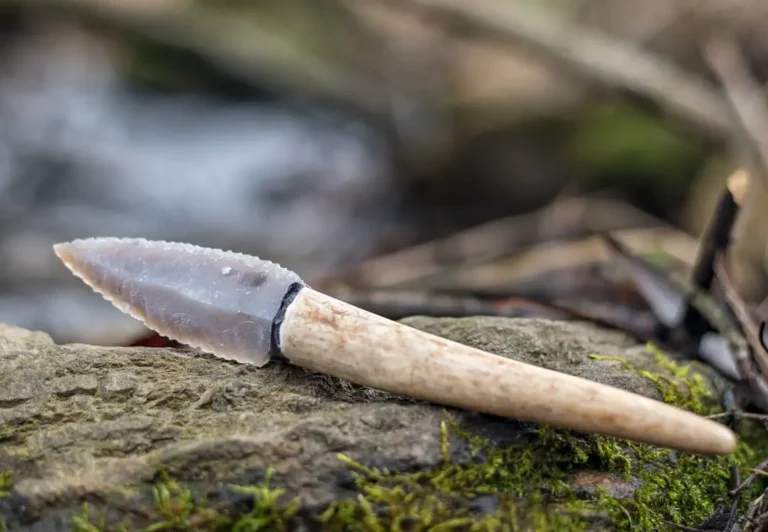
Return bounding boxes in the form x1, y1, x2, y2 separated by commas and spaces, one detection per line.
53, 237, 738, 455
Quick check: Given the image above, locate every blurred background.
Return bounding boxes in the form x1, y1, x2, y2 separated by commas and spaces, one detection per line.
0, 0, 766, 346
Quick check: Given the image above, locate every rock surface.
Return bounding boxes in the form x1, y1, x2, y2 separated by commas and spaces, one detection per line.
0, 317, 737, 530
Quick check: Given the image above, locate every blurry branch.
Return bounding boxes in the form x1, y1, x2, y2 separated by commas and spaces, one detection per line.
330, 196, 668, 289
703, 36, 768, 189
689, 185, 739, 294
320, 287, 571, 320
704, 39, 768, 302
323, 284, 659, 343
681, 180, 740, 342
731, 456, 768, 498
371, 0, 734, 139
5, 0, 413, 133
715, 253, 768, 380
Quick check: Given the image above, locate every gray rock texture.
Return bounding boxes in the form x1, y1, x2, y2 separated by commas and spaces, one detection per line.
0, 317, 735, 531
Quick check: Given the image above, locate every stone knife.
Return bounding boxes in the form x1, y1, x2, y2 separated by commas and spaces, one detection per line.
53, 237, 737, 455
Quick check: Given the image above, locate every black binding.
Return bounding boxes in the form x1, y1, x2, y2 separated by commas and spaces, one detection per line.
270, 282, 304, 361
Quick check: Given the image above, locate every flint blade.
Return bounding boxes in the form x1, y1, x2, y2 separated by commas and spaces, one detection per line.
54, 237, 303, 365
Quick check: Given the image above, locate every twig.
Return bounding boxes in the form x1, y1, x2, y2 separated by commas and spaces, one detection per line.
331, 196, 666, 289
681, 186, 740, 380
663, 522, 698, 532
321, 286, 572, 320
688, 186, 739, 300
602, 233, 687, 329
757, 298, 768, 353
731, 456, 768, 497
376, 0, 733, 138
715, 252, 768, 380
323, 285, 659, 343
726, 464, 742, 532
723, 170, 768, 305
708, 411, 768, 422
728, 170, 749, 205
603, 233, 757, 382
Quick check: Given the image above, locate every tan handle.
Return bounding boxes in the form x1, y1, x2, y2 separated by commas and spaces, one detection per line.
279, 287, 737, 455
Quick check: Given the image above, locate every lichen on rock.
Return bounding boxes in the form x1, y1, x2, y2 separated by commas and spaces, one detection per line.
0, 317, 765, 531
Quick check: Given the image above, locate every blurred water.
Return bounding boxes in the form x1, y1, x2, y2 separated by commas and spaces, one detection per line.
0, 25, 402, 344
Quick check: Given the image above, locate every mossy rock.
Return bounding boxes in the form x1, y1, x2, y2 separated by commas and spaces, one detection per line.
0, 317, 765, 531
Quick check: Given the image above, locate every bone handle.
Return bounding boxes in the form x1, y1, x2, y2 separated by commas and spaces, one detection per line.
279, 287, 737, 455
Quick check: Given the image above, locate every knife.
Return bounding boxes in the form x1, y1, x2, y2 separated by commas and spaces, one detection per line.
53, 237, 737, 455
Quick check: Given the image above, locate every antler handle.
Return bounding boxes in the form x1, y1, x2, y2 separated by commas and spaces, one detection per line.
278, 287, 737, 455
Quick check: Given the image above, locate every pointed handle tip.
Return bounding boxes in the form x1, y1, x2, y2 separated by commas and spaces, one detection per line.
707, 423, 739, 456
676, 412, 737, 456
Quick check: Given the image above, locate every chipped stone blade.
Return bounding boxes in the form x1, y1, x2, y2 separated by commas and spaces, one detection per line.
53, 237, 303, 366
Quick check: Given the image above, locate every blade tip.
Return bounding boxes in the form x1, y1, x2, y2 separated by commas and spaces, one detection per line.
53, 238, 95, 269
53, 240, 79, 268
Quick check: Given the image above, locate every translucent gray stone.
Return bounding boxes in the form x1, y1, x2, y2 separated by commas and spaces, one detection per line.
54, 237, 303, 366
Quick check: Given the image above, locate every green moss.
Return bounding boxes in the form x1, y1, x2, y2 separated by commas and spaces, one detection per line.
319, 343, 767, 531
593, 343, 714, 415
225, 468, 301, 531
72, 503, 114, 532
319, 418, 623, 530
0, 472, 12, 498
0, 426, 15, 442
70, 467, 300, 531
318, 420, 622, 530
0, 418, 37, 443
641, 342, 716, 415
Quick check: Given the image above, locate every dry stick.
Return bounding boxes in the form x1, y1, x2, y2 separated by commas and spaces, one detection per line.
731, 456, 768, 497
698, 38, 768, 398
679, 186, 745, 398
705, 40, 768, 306
680, 182, 744, 365
715, 254, 768, 408
325, 285, 661, 344
602, 232, 684, 322
716, 252, 768, 363
375, 0, 733, 138
708, 412, 768, 422
321, 286, 571, 320
332, 196, 666, 289
690, 189, 740, 290
605, 232, 762, 387
725, 464, 742, 531
758, 297, 768, 353
725, 168, 768, 304
534, 299, 660, 345
664, 522, 698, 532
715, 264, 768, 415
